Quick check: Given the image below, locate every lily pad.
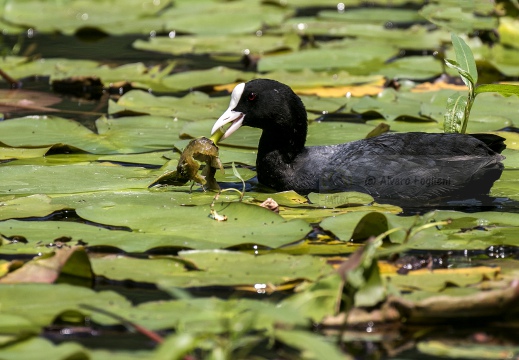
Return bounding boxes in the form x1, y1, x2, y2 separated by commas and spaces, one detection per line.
0, 219, 217, 254
115, 297, 305, 333
91, 251, 330, 288
0, 337, 88, 360
161, 1, 292, 35
109, 90, 230, 120
133, 33, 300, 56
258, 44, 398, 73
0, 163, 152, 195
0, 283, 130, 328
75, 201, 311, 249
375, 56, 443, 81
0, 194, 67, 220
161, 67, 255, 92
420, 3, 497, 33
2, 0, 172, 35
384, 266, 500, 292
319, 8, 426, 25
0, 115, 189, 154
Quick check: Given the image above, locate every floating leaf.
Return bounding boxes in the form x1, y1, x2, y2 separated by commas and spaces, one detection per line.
307, 192, 374, 207
0, 194, 67, 220
75, 201, 311, 249
319, 8, 424, 24
92, 252, 330, 289
499, 17, 519, 49
384, 266, 500, 292
133, 33, 300, 56
275, 330, 350, 360
161, 2, 292, 35
109, 90, 229, 120
417, 340, 519, 359
377, 56, 443, 81
161, 67, 255, 92
420, 4, 497, 33
258, 45, 398, 73
0, 337, 88, 360
0, 163, 153, 195
0, 283, 130, 328
475, 83, 519, 97
2, 0, 172, 35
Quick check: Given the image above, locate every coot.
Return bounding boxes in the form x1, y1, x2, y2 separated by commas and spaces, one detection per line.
211, 79, 505, 200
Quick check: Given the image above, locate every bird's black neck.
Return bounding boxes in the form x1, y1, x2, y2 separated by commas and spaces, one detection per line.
258, 120, 307, 163
257, 93, 308, 163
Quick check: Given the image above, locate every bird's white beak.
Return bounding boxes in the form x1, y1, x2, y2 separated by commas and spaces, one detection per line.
211, 83, 245, 140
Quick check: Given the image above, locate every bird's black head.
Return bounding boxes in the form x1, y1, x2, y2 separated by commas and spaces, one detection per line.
211, 79, 308, 150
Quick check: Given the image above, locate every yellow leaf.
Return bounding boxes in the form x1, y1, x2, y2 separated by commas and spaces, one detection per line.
488, 131, 519, 150
412, 81, 468, 92
294, 79, 386, 97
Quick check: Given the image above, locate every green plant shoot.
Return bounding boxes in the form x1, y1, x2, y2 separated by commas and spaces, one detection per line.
444, 33, 519, 134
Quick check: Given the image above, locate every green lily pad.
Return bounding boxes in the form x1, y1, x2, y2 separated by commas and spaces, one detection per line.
0, 116, 114, 153
0, 313, 40, 337
417, 340, 519, 359
307, 191, 374, 207
0, 163, 152, 195
161, 2, 292, 35
351, 88, 433, 122
319, 8, 425, 25
2, 0, 172, 35
419, 3, 497, 33
161, 67, 255, 92
92, 252, 330, 288
0, 283, 130, 328
99, 151, 174, 167
384, 266, 499, 292
95, 115, 184, 153
375, 56, 443, 81
266, 69, 383, 89
320, 211, 391, 242
0, 337, 88, 360
0, 56, 176, 92
0, 219, 216, 254
115, 297, 305, 333
0, 115, 189, 155
475, 44, 519, 77
275, 329, 349, 360
109, 90, 230, 120
499, 17, 519, 49
258, 43, 398, 73
0, 146, 52, 161
133, 33, 300, 56
0, 194, 67, 220
75, 201, 311, 249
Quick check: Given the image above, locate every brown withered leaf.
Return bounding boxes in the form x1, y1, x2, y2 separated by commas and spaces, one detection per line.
0, 246, 93, 286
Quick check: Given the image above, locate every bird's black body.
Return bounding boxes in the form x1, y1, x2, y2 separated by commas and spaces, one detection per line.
212, 79, 505, 201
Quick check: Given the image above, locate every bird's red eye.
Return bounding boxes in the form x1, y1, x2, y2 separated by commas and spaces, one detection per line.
248, 92, 257, 101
